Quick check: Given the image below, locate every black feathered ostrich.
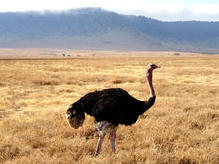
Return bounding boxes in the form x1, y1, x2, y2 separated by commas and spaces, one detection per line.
66, 63, 160, 156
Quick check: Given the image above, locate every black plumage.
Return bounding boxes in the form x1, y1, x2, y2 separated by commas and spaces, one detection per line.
70, 88, 156, 126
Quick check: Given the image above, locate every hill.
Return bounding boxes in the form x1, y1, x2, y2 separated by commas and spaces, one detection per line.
0, 8, 219, 53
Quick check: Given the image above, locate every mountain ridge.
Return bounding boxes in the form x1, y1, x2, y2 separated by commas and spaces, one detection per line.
0, 8, 219, 53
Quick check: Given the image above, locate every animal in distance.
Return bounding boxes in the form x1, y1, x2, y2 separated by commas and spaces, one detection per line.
66, 63, 160, 156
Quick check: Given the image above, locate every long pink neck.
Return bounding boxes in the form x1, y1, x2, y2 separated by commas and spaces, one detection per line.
137, 69, 156, 115
146, 70, 155, 98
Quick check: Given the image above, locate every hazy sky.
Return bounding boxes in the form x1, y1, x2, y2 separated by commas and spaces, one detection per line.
1, 0, 219, 21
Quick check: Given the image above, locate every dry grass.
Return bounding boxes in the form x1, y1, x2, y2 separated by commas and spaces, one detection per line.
0, 50, 218, 163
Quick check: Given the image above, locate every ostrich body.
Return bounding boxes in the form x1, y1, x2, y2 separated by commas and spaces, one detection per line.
66, 63, 159, 156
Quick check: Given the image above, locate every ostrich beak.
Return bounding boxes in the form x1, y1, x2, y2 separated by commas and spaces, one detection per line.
155, 65, 160, 69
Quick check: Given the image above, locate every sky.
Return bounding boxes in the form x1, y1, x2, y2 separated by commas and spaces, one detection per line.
0, 0, 219, 21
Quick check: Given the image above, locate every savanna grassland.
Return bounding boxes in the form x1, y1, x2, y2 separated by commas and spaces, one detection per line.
0, 50, 218, 164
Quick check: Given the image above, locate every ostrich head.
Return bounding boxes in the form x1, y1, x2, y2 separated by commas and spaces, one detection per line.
147, 63, 160, 73
66, 104, 85, 129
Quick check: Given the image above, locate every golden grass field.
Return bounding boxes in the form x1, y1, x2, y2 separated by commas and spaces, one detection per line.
0, 49, 218, 163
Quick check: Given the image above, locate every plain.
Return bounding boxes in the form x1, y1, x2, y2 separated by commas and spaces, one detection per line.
0, 50, 218, 163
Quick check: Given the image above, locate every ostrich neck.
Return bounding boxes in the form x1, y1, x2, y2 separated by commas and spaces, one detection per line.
147, 70, 155, 98
137, 70, 156, 115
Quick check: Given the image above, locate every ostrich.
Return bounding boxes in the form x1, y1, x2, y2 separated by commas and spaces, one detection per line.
66, 63, 160, 156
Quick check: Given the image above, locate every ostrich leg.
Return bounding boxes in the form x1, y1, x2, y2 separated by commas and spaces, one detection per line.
95, 121, 116, 156
109, 126, 117, 152
95, 131, 105, 156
